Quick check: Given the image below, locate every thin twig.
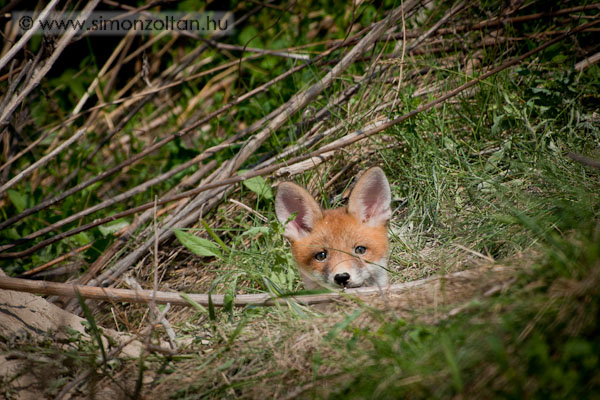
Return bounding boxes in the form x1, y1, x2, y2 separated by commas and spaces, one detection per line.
229, 199, 268, 222
201, 38, 310, 61
19, 243, 93, 277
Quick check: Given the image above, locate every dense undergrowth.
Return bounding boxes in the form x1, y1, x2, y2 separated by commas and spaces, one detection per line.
1, 0, 599, 398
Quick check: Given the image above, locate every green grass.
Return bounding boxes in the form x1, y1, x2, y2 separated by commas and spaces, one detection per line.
327, 224, 600, 399
316, 38, 600, 398
1, 0, 600, 398
167, 40, 600, 398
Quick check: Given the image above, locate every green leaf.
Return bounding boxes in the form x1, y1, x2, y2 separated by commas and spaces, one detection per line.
485, 148, 505, 171
8, 190, 27, 213
174, 229, 221, 258
200, 219, 229, 252
208, 292, 216, 321
72, 232, 91, 246
217, 358, 234, 371
227, 317, 248, 347
326, 309, 363, 341
98, 218, 130, 236
238, 171, 273, 199
241, 226, 269, 236
491, 114, 505, 135
179, 292, 207, 313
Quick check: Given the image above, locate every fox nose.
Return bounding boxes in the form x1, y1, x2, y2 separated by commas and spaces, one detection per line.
334, 272, 351, 286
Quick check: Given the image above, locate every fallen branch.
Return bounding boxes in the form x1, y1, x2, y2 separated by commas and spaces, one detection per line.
0, 266, 508, 307
575, 51, 600, 71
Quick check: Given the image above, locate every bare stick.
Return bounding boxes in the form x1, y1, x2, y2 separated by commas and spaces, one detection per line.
125, 277, 177, 349
229, 199, 268, 222
0, 128, 87, 196
20, 243, 93, 277
0, 266, 508, 307
201, 38, 310, 61
467, 3, 600, 31
72, 31, 136, 116
0, 60, 33, 112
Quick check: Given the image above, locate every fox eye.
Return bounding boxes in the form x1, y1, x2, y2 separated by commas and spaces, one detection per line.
314, 250, 327, 262
355, 246, 367, 255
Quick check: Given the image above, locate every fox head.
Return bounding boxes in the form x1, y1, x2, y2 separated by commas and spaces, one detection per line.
275, 167, 391, 289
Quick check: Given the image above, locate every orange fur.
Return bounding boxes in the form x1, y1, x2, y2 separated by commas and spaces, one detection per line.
290, 208, 388, 276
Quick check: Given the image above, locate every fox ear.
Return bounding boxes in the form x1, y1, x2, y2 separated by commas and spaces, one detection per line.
275, 182, 323, 241
348, 167, 391, 226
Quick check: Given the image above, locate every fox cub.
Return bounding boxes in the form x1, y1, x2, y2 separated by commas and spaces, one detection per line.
275, 167, 391, 289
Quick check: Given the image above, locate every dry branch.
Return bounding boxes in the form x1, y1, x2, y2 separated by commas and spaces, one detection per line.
0, 266, 509, 307
575, 51, 600, 71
